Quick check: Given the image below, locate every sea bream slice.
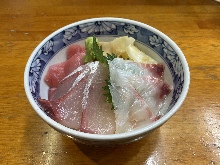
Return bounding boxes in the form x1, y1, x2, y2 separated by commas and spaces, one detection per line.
108, 58, 172, 133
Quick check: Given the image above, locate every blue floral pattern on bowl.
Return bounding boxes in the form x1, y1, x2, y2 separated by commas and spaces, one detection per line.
29, 20, 184, 111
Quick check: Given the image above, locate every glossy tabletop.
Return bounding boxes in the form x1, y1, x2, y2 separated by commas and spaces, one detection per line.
0, 0, 220, 164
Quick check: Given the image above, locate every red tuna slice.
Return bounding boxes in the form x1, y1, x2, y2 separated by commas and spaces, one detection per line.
44, 62, 66, 88
44, 45, 85, 88
64, 52, 85, 76
38, 78, 87, 130
80, 64, 116, 135
67, 44, 86, 60
50, 64, 89, 101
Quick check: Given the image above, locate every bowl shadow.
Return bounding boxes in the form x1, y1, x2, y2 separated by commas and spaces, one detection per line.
71, 129, 160, 165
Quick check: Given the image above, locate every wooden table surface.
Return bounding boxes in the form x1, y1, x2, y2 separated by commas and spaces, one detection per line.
1, 0, 220, 164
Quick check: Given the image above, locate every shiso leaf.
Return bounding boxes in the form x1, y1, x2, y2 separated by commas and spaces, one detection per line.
84, 36, 116, 109
84, 36, 107, 64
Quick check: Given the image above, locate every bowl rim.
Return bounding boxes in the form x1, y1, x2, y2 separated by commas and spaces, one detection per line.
24, 17, 190, 141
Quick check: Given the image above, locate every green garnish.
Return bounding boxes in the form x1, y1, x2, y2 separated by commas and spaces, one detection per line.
84, 36, 107, 64
106, 53, 117, 61
103, 78, 114, 109
84, 36, 116, 109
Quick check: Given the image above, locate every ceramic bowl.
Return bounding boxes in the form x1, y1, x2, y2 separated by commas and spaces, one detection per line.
24, 17, 190, 145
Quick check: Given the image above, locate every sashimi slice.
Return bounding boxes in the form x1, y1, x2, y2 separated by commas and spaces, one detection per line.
143, 63, 164, 79
134, 76, 172, 115
111, 84, 155, 134
49, 73, 79, 101
44, 45, 86, 88
50, 64, 89, 101
80, 64, 116, 135
39, 61, 116, 134
64, 52, 85, 76
109, 86, 135, 133
108, 58, 172, 133
48, 87, 57, 100
66, 44, 86, 60
39, 62, 97, 130
44, 62, 66, 88
108, 58, 164, 81
129, 99, 153, 124
38, 78, 87, 130
128, 97, 155, 131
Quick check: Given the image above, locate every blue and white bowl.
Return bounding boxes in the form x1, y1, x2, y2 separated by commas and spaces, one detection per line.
24, 17, 190, 145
